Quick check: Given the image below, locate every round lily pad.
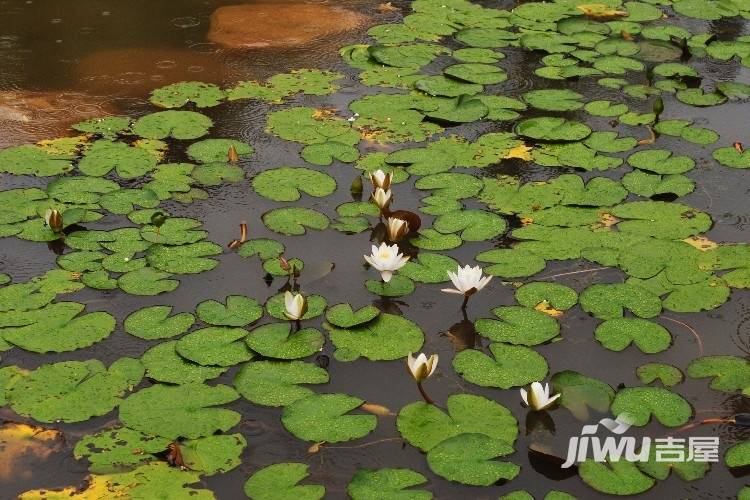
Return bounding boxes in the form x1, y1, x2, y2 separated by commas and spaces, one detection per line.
515, 117, 592, 141
433, 209, 507, 241
262, 207, 330, 236
325, 304, 380, 328
610, 387, 692, 427
475, 248, 547, 278
594, 318, 671, 353
196, 295, 263, 327
687, 355, 750, 392
627, 150, 695, 175
141, 341, 227, 384
186, 138, 253, 163
426, 433, 519, 486
149, 81, 225, 108
132, 111, 213, 140
551, 370, 615, 421
475, 306, 560, 345
324, 312, 423, 362
281, 393, 377, 443
365, 275, 415, 297
443, 63, 508, 84
400, 252, 459, 283
579, 459, 655, 495
234, 360, 329, 407
347, 468, 431, 500
124, 305, 195, 340
515, 282, 578, 310
244, 463, 325, 500
176, 327, 254, 366
453, 343, 548, 389
245, 322, 324, 360
636, 363, 683, 387
252, 167, 337, 202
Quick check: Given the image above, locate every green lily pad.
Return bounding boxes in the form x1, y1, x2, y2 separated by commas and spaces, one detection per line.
622, 171, 695, 197
238, 238, 285, 260
433, 209, 506, 241
415, 173, 483, 199
244, 463, 325, 500
410, 229, 463, 250
475, 306, 559, 345
262, 207, 330, 236
579, 459, 655, 495
118, 267, 179, 296
725, 441, 750, 468
245, 322, 324, 360
611, 201, 711, 239
369, 43, 447, 68
475, 248, 547, 278
6, 358, 143, 423
281, 393, 377, 443
176, 327, 254, 366
120, 383, 240, 439
594, 318, 671, 353
265, 293, 327, 321
580, 283, 662, 319
141, 217, 207, 245
141, 341, 227, 384
179, 433, 246, 475
610, 387, 692, 427
78, 140, 158, 179
196, 296, 263, 327
676, 89, 727, 107
414, 75, 484, 97
186, 138, 253, 163
365, 275, 415, 297
523, 89, 584, 111
325, 304, 380, 328
427, 433, 519, 486
516, 117, 591, 141
347, 468, 432, 500
149, 81, 225, 108
72, 116, 131, 138
146, 242, 221, 274
444, 63, 507, 84
515, 282, 578, 310
552, 370, 615, 421
234, 360, 329, 407
400, 252, 459, 283
453, 343, 548, 389
584, 100, 629, 117
0, 144, 74, 176
252, 167, 336, 201
397, 393, 517, 452
132, 110, 213, 140
687, 356, 750, 392
713, 146, 750, 169
627, 150, 695, 175
301, 141, 359, 166
637, 442, 710, 481
1, 302, 116, 353
324, 312, 423, 362
124, 305, 195, 340
637, 363, 683, 387
73, 427, 171, 473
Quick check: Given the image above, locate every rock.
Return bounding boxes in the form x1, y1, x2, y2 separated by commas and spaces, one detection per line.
207, 3, 367, 48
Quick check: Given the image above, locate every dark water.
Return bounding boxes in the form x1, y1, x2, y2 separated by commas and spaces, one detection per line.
0, 1, 749, 499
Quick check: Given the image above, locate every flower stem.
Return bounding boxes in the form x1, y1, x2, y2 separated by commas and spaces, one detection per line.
416, 381, 434, 405
461, 294, 469, 310
295, 319, 301, 332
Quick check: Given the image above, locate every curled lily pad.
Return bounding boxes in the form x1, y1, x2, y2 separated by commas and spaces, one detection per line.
234, 360, 329, 407
325, 304, 380, 328
252, 167, 336, 201
324, 312, 423, 361
262, 207, 330, 235
124, 305, 195, 340
244, 463, 325, 500
196, 296, 262, 327
453, 343, 548, 389
245, 322, 324, 360
119, 383, 240, 439
281, 393, 377, 443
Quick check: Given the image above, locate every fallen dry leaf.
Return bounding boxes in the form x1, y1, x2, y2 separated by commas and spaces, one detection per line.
504, 144, 534, 161
534, 300, 564, 317
682, 236, 718, 251
576, 3, 628, 18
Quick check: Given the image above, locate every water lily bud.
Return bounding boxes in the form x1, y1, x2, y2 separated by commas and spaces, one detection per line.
653, 97, 664, 117
44, 209, 64, 234
734, 142, 744, 154
520, 382, 561, 411
228, 145, 239, 163
284, 291, 307, 320
407, 352, 438, 382
150, 211, 167, 228
385, 217, 409, 242
371, 188, 392, 213
370, 169, 392, 191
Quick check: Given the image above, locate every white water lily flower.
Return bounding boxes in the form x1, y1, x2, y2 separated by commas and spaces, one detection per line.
284, 291, 307, 320
407, 352, 438, 382
371, 187, 392, 212
520, 381, 560, 411
441, 265, 492, 296
385, 217, 409, 242
363, 242, 409, 282
370, 169, 392, 190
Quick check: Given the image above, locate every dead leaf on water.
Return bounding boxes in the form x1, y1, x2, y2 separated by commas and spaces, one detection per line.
534, 300, 563, 317
503, 144, 533, 161
361, 403, 394, 416
682, 236, 718, 251
576, 3, 627, 18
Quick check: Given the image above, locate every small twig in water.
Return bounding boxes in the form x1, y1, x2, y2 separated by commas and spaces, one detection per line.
536, 267, 610, 281
662, 315, 704, 356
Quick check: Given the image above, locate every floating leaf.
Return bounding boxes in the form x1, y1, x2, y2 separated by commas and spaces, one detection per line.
443, 63, 507, 84
400, 252, 459, 283
262, 207, 330, 235
141, 341, 227, 384
433, 209, 506, 241
453, 343, 548, 389
475, 248, 547, 278
475, 306, 559, 345
516, 117, 591, 141
176, 327, 253, 366
325, 304, 380, 328
427, 433, 519, 486
146, 242, 221, 274
627, 150, 695, 175
149, 81, 225, 108
282, 393, 377, 443
636, 363, 683, 387
713, 146, 750, 169
552, 370, 615, 421
324, 313, 423, 361
253, 167, 336, 201
580, 283, 662, 319
365, 275, 415, 297
78, 140, 158, 179
397, 393, 517, 452
7, 358, 143, 423
196, 296, 263, 327
347, 468, 432, 500
234, 360, 329, 407
687, 356, 750, 392
132, 111, 213, 140
579, 459, 655, 495
610, 387, 692, 427
73, 427, 171, 474
244, 463, 325, 500
515, 282, 578, 310
124, 305, 194, 340
118, 267, 179, 296
594, 318, 671, 353
120, 383, 240, 440
245, 322, 324, 360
